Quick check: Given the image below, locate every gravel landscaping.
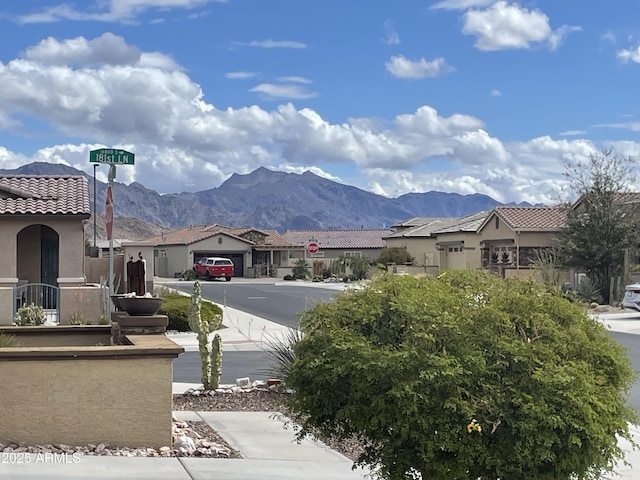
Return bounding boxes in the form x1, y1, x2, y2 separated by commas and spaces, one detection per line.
173, 389, 365, 462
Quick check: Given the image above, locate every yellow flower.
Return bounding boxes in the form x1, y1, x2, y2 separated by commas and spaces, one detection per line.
467, 419, 482, 434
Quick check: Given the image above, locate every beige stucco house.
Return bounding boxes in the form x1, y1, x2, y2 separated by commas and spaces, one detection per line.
284, 229, 392, 265
0, 175, 104, 325
384, 212, 488, 275
139, 224, 293, 279
476, 206, 566, 275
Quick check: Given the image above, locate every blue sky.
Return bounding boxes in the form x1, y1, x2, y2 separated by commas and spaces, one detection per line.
0, 0, 639, 205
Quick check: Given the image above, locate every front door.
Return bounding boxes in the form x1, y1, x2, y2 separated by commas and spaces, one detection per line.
41, 237, 59, 309
41, 238, 59, 287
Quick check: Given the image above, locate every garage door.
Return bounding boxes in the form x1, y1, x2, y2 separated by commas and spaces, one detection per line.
194, 253, 244, 277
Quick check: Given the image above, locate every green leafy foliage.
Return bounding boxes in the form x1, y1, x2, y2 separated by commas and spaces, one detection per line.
181, 269, 197, 281
287, 270, 637, 480
557, 149, 638, 303
346, 255, 371, 281
159, 291, 222, 332
262, 328, 304, 380
292, 258, 310, 280
574, 276, 604, 305
14, 303, 45, 326
69, 310, 88, 325
0, 332, 19, 347
374, 247, 414, 267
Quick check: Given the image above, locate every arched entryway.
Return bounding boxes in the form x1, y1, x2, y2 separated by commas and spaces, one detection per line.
16, 225, 60, 314
17, 224, 59, 285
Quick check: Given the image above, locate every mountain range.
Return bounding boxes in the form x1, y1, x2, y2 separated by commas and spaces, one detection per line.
0, 163, 536, 237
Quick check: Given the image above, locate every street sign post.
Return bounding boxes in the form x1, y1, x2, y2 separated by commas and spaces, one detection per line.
89, 147, 135, 307
90, 148, 135, 165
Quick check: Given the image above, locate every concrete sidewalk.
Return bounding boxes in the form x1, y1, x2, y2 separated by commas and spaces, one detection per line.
1, 410, 369, 479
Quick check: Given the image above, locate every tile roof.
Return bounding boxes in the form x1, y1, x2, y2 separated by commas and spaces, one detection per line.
390, 217, 442, 229
0, 175, 90, 216
486, 206, 566, 231
432, 211, 490, 234
284, 229, 392, 249
385, 218, 461, 238
144, 224, 292, 247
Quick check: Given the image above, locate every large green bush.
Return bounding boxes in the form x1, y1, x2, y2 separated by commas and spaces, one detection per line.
159, 292, 223, 332
287, 270, 637, 480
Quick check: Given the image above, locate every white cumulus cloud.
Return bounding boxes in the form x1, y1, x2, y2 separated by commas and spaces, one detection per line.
385, 55, 452, 79
462, 1, 579, 51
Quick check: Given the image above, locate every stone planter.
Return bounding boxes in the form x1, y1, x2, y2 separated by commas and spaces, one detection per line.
119, 297, 164, 316
0, 325, 184, 448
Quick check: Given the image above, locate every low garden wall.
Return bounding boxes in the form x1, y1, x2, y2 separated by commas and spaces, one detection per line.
0, 326, 183, 449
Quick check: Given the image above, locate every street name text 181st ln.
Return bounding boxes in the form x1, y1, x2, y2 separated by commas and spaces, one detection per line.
89, 149, 135, 165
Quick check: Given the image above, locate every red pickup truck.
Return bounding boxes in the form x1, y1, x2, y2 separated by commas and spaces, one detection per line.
193, 257, 234, 281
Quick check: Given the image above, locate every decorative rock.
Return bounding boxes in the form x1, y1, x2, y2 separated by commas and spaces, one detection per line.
235, 377, 251, 387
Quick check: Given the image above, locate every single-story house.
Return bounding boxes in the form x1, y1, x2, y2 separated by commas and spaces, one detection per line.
384, 212, 489, 275
139, 224, 293, 279
0, 175, 103, 325
283, 229, 392, 273
476, 206, 566, 271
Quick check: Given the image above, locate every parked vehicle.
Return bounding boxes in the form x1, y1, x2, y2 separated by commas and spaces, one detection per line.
622, 283, 640, 311
193, 257, 234, 281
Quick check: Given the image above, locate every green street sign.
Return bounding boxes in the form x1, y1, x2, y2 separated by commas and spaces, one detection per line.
90, 148, 135, 165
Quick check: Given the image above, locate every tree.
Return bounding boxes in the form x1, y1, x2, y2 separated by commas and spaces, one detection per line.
375, 247, 414, 267
292, 258, 310, 279
347, 255, 371, 280
287, 271, 636, 480
557, 149, 638, 303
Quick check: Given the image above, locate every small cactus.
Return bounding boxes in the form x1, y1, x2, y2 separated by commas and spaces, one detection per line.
210, 334, 223, 390
188, 281, 223, 390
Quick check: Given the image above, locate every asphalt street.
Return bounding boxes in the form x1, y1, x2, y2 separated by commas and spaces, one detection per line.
174, 351, 275, 384
164, 281, 339, 328
610, 331, 640, 415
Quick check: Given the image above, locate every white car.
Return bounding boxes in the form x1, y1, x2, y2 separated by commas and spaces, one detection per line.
622, 283, 640, 311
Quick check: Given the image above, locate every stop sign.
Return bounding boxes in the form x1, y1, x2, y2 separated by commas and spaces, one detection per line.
307, 242, 319, 254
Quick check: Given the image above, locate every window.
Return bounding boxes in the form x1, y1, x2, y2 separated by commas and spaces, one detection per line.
495, 216, 500, 229
344, 252, 363, 258
214, 259, 233, 266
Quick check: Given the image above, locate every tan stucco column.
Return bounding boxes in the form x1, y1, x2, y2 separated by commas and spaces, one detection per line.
0, 278, 19, 325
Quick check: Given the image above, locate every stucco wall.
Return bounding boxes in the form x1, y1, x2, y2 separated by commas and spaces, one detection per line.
385, 237, 440, 267
84, 255, 125, 291
59, 285, 104, 325
0, 333, 181, 449
0, 287, 14, 325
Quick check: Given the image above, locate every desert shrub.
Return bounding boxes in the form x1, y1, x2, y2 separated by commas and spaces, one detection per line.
159, 292, 223, 332
262, 328, 304, 381
69, 310, 88, 325
374, 246, 414, 266
348, 255, 371, 280
283, 274, 295, 281
181, 269, 196, 281
287, 270, 637, 480
292, 259, 310, 280
0, 332, 18, 347
14, 303, 45, 326
574, 276, 604, 305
